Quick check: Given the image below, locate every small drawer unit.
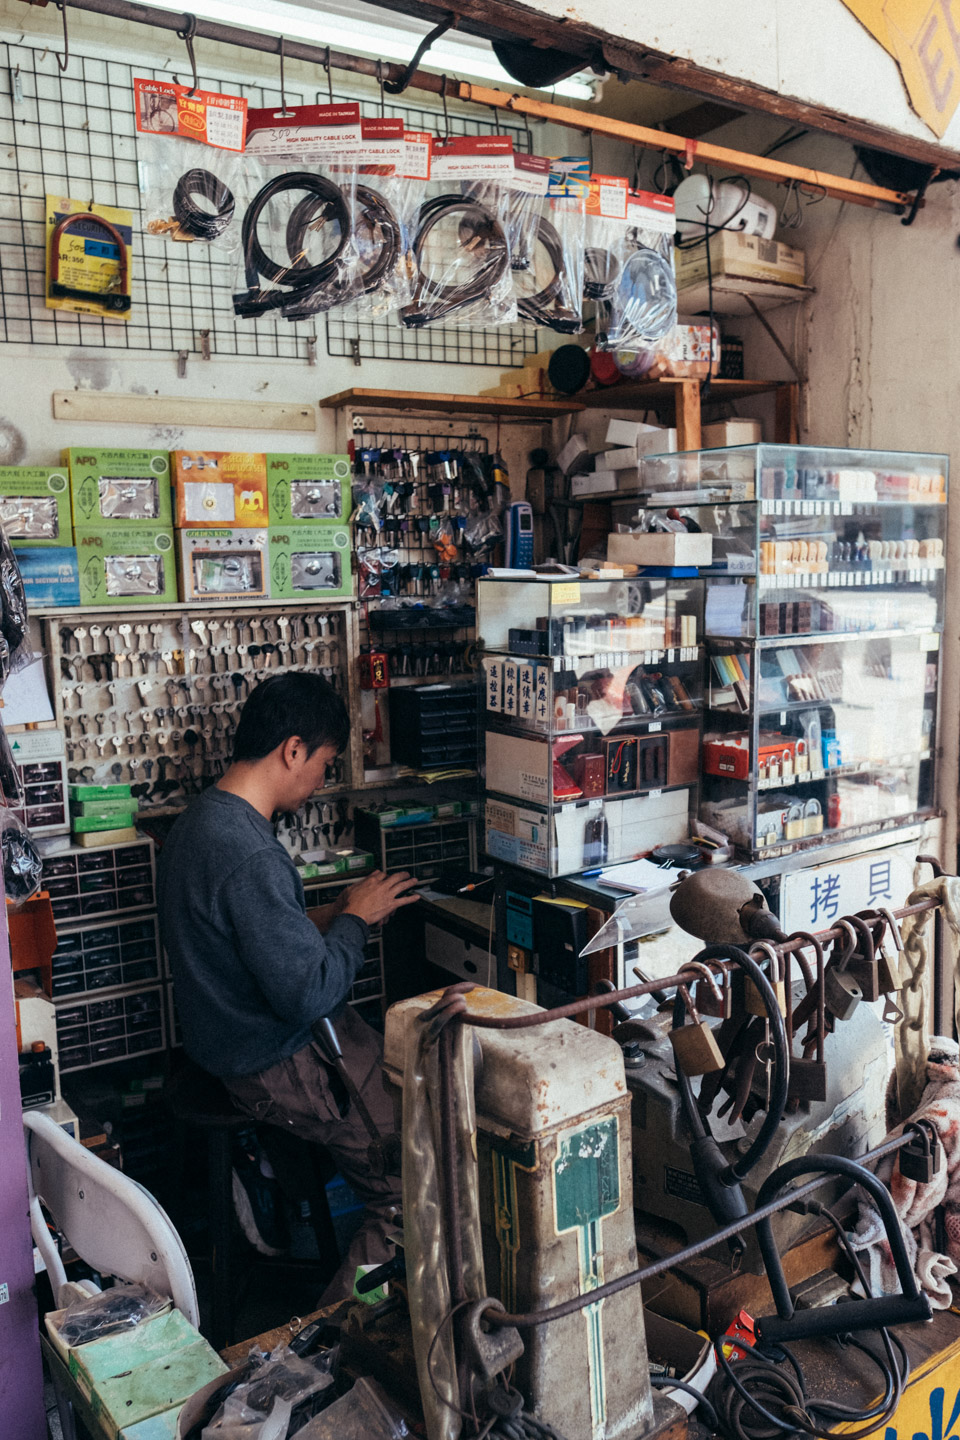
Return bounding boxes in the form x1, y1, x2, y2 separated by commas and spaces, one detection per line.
7, 730, 69, 836
41, 839, 155, 924
355, 803, 479, 886
50, 915, 161, 999
387, 685, 478, 769
55, 986, 166, 1074
301, 876, 386, 1011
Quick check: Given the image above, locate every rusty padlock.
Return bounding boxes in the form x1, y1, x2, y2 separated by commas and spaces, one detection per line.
745, 940, 787, 1016
669, 984, 726, 1076
784, 931, 827, 1103
898, 1118, 943, 1185
871, 906, 904, 994
688, 959, 732, 1019
845, 914, 881, 1003
823, 918, 862, 1022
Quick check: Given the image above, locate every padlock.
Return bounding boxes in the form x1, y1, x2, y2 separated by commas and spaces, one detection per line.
871, 907, 903, 994
802, 798, 823, 837
695, 975, 732, 1019
745, 973, 787, 1016
780, 747, 794, 779
898, 1120, 942, 1184
845, 915, 880, 1003
794, 738, 809, 775
669, 987, 726, 1076
824, 924, 862, 1021
783, 803, 805, 841
787, 1054, 828, 1103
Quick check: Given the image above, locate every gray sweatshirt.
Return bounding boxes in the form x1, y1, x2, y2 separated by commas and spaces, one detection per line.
157, 787, 368, 1077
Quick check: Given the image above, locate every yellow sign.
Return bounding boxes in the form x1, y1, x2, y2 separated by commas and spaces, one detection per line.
841, 1, 960, 135
45, 195, 133, 321
551, 582, 581, 604
834, 1325, 960, 1437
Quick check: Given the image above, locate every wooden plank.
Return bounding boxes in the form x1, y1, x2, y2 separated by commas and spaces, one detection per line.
577, 377, 788, 409
317, 388, 584, 419
52, 391, 316, 431
775, 383, 801, 445
460, 83, 913, 210
674, 380, 702, 452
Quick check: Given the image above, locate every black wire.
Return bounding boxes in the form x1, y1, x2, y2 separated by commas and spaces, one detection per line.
401, 192, 510, 328
650, 1375, 720, 1434
173, 166, 235, 240
233, 170, 352, 320
516, 215, 580, 333
350, 184, 403, 296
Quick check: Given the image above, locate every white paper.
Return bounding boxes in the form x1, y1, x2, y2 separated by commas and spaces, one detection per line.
596, 856, 675, 893
2, 653, 54, 726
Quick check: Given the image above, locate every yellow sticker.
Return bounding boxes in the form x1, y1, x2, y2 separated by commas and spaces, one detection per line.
552, 582, 580, 604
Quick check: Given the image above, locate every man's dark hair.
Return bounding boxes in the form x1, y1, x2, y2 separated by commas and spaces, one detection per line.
233, 673, 350, 762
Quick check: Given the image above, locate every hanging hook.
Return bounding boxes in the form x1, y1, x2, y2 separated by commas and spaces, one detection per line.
522, 108, 532, 155
376, 59, 385, 118
277, 36, 293, 116
324, 45, 333, 105
778, 179, 803, 230
439, 74, 450, 141
177, 13, 199, 98
490, 102, 501, 136
54, 2, 70, 73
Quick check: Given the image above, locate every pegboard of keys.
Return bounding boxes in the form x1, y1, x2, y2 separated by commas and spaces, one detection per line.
43, 604, 358, 805
351, 428, 507, 604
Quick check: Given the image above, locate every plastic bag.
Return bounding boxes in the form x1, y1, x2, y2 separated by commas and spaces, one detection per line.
516, 161, 586, 334
237, 104, 365, 322
200, 1346, 336, 1439
55, 1283, 168, 1348
345, 122, 431, 319
1, 808, 42, 900
295, 1378, 407, 1440
600, 189, 678, 351
134, 79, 247, 254
401, 136, 517, 329
0, 528, 28, 680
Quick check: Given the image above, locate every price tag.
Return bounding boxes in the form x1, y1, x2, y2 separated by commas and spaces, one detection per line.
649, 721, 662, 733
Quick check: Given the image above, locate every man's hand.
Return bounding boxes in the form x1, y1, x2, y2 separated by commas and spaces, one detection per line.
341, 869, 421, 927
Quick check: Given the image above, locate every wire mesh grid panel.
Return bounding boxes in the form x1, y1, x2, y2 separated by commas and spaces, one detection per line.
0, 36, 538, 365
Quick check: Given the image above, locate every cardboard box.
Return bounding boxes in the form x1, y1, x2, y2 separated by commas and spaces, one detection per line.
172, 451, 268, 527
485, 789, 690, 876
604, 448, 639, 471
74, 528, 177, 606
73, 797, 137, 818
268, 525, 352, 599
557, 435, 591, 476
675, 230, 805, 289
64, 449, 172, 529
605, 418, 643, 448
266, 453, 352, 524
607, 531, 714, 567
635, 426, 678, 457
0, 467, 73, 546
72, 811, 136, 833
16, 547, 80, 607
571, 469, 618, 497
68, 783, 132, 802
176, 528, 269, 602
701, 419, 762, 447
77, 826, 137, 846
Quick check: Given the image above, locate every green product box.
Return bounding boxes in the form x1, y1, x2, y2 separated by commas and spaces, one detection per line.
64, 448, 173, 529
74, 796, 137, 818
266, 453, 351, 524
0, 467, 73, 547
268, 524, 352, 600
68, 783, 132, 802
73, 811, 137, 833
74, 527, 178, 606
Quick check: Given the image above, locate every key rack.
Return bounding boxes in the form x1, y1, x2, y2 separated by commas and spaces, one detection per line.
41, 602, 362, 806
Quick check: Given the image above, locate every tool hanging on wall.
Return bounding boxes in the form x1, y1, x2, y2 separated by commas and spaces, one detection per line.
45, 198, 132, 317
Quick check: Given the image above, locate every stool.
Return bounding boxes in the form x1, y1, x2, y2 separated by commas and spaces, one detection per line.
165, 1057, 340, 1350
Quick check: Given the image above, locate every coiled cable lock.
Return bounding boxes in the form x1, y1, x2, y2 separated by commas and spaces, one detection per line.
233, 171, 352, 321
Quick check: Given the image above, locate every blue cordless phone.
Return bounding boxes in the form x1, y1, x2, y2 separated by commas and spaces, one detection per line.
505, 501, 534, 568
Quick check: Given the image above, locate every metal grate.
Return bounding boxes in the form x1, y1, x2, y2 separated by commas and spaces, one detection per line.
0, 35, 538, 365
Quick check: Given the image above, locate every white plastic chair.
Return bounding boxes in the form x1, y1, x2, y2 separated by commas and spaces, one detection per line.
24, 1110, 199, 1440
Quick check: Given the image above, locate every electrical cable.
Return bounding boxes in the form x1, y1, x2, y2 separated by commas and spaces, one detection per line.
515, 214, 580, 333
232, 170, 352, 320
400, 192, 510, 328
172, 166, 235, 240
649, 1376, 719, 1434
48, 210, 131, 311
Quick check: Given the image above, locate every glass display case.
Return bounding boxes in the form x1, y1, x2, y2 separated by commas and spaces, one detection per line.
614, 444, 947, 861
478, 575, 703, 876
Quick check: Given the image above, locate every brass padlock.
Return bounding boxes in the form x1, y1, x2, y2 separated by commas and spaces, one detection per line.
669, 987, 726, 1076
873, 906, 903, 994
802, 798, 823, 837
745, 942, 787, 1016
783, 802, 805, 842
845, 914, 880, 1002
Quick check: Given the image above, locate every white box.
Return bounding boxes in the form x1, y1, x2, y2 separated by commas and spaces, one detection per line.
607, 531, 714, 567
557, 435, 590, 475
605, 448, 639, 471
701, 420, 762, 447
635, 427, 678, 457
605, 418, 642, 448
484, 790, 691, 877
571, 470, 618, 497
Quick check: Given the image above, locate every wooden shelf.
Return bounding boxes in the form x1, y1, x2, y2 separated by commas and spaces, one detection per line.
676, 277, 814, 316
577, 377, 790, 408
318, 387, 584, 420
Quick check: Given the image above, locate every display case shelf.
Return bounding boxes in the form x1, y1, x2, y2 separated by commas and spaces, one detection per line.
643, 442, 947, 861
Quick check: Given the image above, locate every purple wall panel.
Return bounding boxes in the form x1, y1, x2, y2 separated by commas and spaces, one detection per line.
0, 876, 48, 1440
